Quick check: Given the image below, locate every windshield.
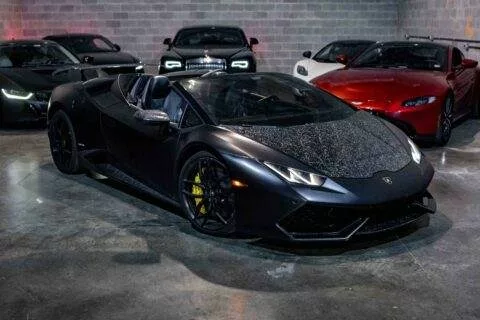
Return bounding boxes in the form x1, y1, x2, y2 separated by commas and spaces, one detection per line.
174, 27, 246, 48
53, 36, 116, 53
0, 43, 79, 68
350, 43, 448, 71
313, 42, 372, 63
180, 74, 354, 126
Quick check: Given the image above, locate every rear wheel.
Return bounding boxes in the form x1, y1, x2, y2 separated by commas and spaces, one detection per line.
178, 151, 236, 236
48, 110, 81, 174
434, 94, 454, 146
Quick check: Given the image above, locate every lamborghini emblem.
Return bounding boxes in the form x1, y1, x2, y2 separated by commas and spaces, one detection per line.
382, 177, 393, 185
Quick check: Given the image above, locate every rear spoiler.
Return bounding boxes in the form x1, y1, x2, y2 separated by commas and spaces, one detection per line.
52, 63, 143, 81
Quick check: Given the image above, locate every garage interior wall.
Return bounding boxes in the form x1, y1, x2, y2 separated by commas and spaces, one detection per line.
0, 0, 398, 73
399, 0, 480, 62
0, 0, 479, 72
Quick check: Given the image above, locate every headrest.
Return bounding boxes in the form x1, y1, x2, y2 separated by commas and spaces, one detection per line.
150, 76, 170, 99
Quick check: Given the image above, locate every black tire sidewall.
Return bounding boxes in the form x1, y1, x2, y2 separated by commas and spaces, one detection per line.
435, 94, 453, 146
178, 150, 236, 236
48, 110, 81, 174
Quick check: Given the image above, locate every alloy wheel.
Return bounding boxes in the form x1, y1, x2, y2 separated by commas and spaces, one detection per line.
179, 152, 236, 234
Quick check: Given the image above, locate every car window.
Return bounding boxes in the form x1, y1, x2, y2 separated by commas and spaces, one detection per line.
351, 43, 448, 71
56, 36, 116, 53
174, 27, 246, 48
313, 42, 372, 63
180, 74, 355, 126
0, 43, 78, 67
452, 48, 463, 68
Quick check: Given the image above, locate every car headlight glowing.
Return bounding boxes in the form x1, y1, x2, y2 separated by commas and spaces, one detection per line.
164, 60, 182, 69
402, 96, 436, 107
231, 60, 249, 69
135, 65, 144, 71
1, 88, 34, 100
264, 162, 326, 186
296, 65, 308, 76
407, 138, 422, 164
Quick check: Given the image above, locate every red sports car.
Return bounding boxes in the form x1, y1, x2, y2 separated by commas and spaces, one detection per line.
311, 41, 480, 145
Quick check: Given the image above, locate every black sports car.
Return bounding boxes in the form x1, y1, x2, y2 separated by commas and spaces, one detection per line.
0, 39, 95, 125
43, 33, 144, 74
159, 25, 258, 74
47, 71, 436, 241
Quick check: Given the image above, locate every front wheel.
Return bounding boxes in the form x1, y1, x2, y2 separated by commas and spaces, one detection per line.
48, 110, 81, 174
178, 151, 236, 236
434, 94, 454, 146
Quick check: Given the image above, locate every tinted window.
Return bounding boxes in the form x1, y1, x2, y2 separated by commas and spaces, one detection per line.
351, 43, 448, 71
313, 42, 372, 63
54, 36, 116, 53
179, 74, 354, 126
0, 43, 79, 67
452, 48, 463, 67
174, 27, 246, 48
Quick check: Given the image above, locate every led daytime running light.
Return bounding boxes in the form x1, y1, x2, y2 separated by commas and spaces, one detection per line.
1, 88, 34, 100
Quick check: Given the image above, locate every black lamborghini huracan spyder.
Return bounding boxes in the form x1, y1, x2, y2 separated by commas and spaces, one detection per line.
47, 71, 436, 241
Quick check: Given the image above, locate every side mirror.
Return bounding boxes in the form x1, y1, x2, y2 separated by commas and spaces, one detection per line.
461, 58, 478, 69
82, 56, 94, 64
336, 54, 348, 65
249, 37, 259, 46
302, 51, 312, 59
163, 38, 172, 46
113, 44, 121, 51
134, 109, 170, 125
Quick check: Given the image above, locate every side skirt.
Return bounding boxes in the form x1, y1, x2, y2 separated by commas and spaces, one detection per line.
79, 154, 180, 208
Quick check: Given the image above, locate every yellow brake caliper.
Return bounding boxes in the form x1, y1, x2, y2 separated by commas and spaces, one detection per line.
192, 173, 206, 215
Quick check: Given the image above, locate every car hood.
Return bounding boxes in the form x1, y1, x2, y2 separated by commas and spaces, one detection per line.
223, 111, 412, 179
76, 51, 138, 64
314, 68, 447, 109
0, 66, 80, 91
170, 46, 249, 59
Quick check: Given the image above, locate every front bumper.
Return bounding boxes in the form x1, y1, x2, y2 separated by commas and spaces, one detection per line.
223, 153, 435, 242
363, 101, 441, 138
275, 191, 435, 241
1, 95, 49, 124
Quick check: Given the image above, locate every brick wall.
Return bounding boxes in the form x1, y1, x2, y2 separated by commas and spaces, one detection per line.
0, 0, 399, 73
399, 0, 480, 61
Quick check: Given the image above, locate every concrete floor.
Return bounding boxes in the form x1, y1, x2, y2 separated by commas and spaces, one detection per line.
0, 120, 479, 320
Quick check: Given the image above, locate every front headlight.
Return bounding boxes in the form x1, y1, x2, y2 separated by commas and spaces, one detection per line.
164, 60, 182, 69
1, 88, 34, 100
135, 65, 144, 71
402, 96, 436, 107
264, 161, 326, 186
231, 60, 249, 69
407, 138, 422, 164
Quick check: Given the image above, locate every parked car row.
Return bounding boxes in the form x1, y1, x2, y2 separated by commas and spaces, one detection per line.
295, 40, 480, 146
1, 24, 454, 240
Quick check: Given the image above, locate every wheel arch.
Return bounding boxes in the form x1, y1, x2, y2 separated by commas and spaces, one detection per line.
175, 142, 227, 178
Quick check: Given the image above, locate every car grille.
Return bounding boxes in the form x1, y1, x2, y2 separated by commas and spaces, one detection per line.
278, 192, 434, 240
186, 57, 226, 70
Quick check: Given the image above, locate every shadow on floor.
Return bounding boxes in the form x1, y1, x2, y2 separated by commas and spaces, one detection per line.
30, 162, 454, 292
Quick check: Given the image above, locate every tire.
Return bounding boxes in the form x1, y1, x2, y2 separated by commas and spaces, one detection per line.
48, 110, 81, 174
178, 151, 236, 236
434, 94, 454, 146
